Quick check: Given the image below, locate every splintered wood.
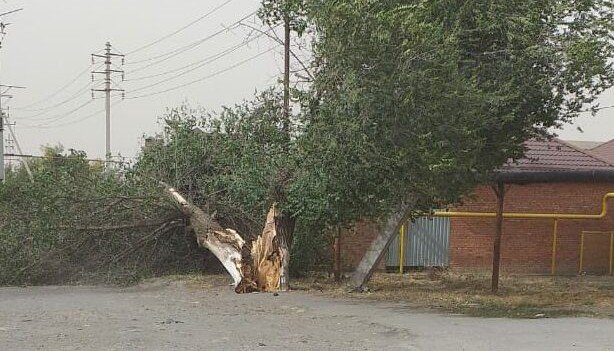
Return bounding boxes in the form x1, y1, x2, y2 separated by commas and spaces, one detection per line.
251, 206, 282, 292
163, 184, 286, 293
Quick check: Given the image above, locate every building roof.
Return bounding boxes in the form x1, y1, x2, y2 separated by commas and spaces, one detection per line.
497, 138, 614, 181
589, 139, 614, 165
563, 140, 604, 150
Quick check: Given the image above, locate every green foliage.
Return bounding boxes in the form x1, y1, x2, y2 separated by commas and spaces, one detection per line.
0, 147, 210, 285
291, 0, 614, 226
259, 0, 308, 35
2, 2, 612, 285
136, 90, 288, 234
134, 90, 332, 272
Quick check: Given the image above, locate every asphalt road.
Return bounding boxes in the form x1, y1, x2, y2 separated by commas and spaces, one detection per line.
1, 278, 613, 351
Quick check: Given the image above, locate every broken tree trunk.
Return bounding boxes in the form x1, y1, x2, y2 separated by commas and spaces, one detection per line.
349, 203, 412, 291
163, 185, 288, 293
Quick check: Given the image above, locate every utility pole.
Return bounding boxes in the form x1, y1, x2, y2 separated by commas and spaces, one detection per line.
0, 98, 4, 183
0, 85, 24, 183
0, 8, 24, 183
92, 42, 124, 165
282, 13, 291, 138
4, 111, 33, 182
4, 116, 15, 167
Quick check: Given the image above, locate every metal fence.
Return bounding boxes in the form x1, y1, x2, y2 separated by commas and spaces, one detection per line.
387, 217, 450, 268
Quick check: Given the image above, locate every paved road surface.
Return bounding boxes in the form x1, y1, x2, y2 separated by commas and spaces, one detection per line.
1, 278, 613, 350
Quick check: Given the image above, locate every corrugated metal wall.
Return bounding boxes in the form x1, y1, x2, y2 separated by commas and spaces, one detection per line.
387, 217, 450, 267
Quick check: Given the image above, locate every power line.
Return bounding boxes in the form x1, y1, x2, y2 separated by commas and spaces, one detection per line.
126, 0, 234, 55
18, 99, 95, 128
125, 10, 257, 68
13, 65, 93, 110
128, 31, 272, 94
18, 100, 124, 130
126, 46, 276, 100
0, 8, 24, 17
92, 42, 125, 163
126, 27, 273, 82
14, 76, 104, 119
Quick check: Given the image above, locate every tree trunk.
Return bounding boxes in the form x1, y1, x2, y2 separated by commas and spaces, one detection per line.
333, 226, 342, 282
491, 183, 505, 293
350, 203, 412, 291
276, 211, 295, 291
163, 185, 288, 293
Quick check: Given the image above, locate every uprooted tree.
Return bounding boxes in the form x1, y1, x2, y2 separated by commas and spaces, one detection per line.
163, 185, 289, 292
134, 91, 315, 292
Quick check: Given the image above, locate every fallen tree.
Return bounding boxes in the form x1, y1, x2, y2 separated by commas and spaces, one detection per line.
164, 185, 289, 293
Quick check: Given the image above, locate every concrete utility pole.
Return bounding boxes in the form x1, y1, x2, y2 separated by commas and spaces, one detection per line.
4, 115, 15, 167
92, 42, 124, 165
0, 86, 25, 183
3, 112, 33, 182
0, 99, 4, 183
0, 8, 24, 183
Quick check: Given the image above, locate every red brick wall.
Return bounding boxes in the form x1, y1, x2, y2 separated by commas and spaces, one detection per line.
340, 221, 387, 271
341, 182, 614, 274
450, 182, 614, 274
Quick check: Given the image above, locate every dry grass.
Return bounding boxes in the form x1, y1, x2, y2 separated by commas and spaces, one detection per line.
293, 271, 614, 319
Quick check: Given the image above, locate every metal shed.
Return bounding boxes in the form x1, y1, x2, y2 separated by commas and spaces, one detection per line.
387, 217, 450, 268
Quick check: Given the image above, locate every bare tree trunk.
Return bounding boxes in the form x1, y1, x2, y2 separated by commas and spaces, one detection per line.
276, 212, 295, 291
333, 226, 342, 282
491, 183, 505, 293
350, 203, 412, 291
163, 185, 287, 294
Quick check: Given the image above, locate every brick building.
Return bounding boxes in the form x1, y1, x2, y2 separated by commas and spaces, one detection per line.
342, 138, 614, 275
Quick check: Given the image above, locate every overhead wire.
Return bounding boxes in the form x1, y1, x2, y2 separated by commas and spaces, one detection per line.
124, 10, 258, 68
13, 65, 93, 110
19, 99, 96, 128
16, 7, 270, 135
13, 48, 107, 110
16, 77, 105, 119
20, 99, 125, 129
126, 0, 234, 56
127, 29, 274, 94
51, 100, 124, 129
126, 27, 274, 82
125, 46, 276, 100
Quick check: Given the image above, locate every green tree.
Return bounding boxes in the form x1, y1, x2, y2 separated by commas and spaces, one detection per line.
0, 147, 203, 285
288, 0, 613, 289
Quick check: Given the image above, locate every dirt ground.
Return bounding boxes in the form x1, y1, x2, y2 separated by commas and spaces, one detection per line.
1, 275, 613, 351
295, 272, 614, 318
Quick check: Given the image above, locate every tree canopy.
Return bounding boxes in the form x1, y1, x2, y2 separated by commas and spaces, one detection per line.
288, 0, 614, 226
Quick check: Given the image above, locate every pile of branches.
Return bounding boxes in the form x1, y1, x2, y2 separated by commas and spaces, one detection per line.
0, 149, 222, 285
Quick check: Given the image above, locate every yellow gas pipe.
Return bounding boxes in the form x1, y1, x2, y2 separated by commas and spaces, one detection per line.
430, 192, 614, 275
399, 224, 406, 274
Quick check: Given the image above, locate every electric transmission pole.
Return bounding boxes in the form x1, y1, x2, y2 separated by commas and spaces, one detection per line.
0, 8, 24, 183
3, 110, 33, 182
0, 85, 25, 183
92, 42, 124, 165
4, 116, 15, 167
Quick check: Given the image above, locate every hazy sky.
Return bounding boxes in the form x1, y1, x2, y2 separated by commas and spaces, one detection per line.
1, 0, 613, 160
